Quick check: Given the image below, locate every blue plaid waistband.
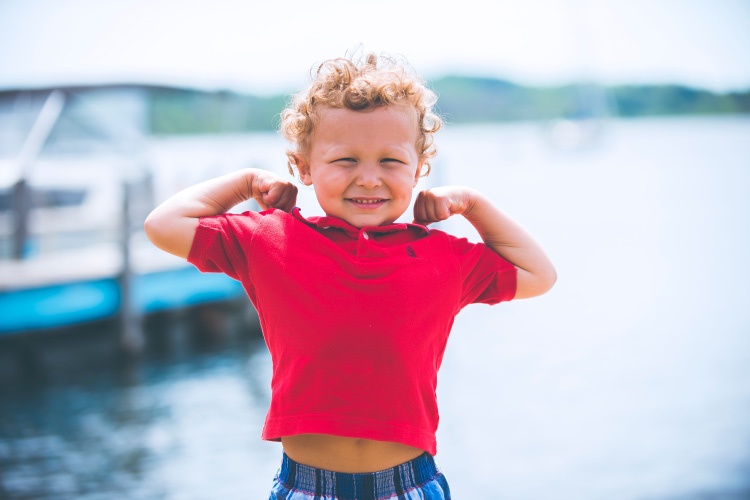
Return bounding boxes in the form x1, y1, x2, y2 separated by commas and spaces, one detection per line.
277, 451, 440, 500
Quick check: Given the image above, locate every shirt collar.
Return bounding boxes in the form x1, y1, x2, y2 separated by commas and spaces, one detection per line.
291, 207, 429, 235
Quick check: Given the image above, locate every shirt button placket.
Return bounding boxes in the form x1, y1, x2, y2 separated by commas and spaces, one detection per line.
357, 230, 370, 257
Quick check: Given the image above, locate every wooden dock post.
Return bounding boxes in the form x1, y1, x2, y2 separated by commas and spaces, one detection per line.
12, 90, 65, 260
11, 179, 30, 259
118, 178, 144, 355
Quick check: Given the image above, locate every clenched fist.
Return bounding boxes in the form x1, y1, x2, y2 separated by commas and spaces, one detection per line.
249, 170, 298, 213
412, 186, 476, 225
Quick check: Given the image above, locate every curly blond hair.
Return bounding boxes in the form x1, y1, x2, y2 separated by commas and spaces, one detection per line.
279, 53, 441, 177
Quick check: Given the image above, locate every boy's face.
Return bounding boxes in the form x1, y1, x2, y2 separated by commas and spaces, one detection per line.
296, 105, 424, 228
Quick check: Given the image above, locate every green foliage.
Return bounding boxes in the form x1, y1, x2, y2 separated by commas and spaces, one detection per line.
430, 76, 533, 122
430, 76, 750, 123
609, 85, 745, 116
148, 88, 286, 135
146, 78, 750, 135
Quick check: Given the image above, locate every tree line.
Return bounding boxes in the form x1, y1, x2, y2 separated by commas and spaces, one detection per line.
147, 76, 750, 134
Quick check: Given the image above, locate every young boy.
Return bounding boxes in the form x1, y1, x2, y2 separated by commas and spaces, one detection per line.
145, 53, 556, 499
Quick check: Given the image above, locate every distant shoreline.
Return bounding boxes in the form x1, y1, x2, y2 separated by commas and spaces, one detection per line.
2, 77, 748, 136
145, 76, 750, 134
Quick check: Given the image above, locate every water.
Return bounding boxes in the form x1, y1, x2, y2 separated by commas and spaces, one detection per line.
434, 117, 750, 499
1, 116, 749, 499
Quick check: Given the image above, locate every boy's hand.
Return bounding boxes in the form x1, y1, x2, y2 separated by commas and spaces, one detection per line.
249, 170, 298, 213
412, 186, 475, 225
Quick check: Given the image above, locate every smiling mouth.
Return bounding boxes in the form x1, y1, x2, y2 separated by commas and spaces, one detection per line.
346, 198, 388, 208
347, 198, 387, 204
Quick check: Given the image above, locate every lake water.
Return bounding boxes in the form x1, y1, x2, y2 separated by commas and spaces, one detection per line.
1, 116, 749, 499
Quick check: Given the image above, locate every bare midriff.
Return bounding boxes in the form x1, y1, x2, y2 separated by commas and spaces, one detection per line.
281, 434, 425, 473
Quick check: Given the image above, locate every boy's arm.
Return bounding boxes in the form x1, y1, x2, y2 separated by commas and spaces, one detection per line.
413, 186, 556, 299
144, 168, 297, 259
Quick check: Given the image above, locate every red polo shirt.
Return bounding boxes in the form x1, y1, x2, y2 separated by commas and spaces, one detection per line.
188, 207, 516, 455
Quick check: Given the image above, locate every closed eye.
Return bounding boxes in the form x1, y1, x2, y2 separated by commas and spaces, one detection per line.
333, 158, 356, 164
382, 158, 405, 164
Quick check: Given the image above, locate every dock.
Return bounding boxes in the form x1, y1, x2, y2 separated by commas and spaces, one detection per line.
0, 86, 254, 349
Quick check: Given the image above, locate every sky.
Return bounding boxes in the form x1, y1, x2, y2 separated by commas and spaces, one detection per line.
0, 0, 749, 94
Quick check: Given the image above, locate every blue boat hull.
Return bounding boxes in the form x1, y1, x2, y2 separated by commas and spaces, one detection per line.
0, 266, 246, 335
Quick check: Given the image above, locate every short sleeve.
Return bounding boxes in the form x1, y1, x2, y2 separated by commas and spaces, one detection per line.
187, 210, 267, 282
448, 235, 517, 308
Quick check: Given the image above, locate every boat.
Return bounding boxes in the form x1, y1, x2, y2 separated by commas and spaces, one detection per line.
0, 86, 247, 341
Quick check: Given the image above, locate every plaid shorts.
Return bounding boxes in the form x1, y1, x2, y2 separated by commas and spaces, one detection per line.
268, 451, 451, 500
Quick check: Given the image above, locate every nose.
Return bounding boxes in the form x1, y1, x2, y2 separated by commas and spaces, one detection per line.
355, 162, 382, 189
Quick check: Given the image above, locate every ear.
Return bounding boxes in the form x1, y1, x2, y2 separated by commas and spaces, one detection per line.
295, 154, 313, 186
413, 159, 425, 188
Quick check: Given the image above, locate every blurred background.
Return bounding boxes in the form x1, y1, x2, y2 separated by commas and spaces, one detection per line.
1, 0, 749, 498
